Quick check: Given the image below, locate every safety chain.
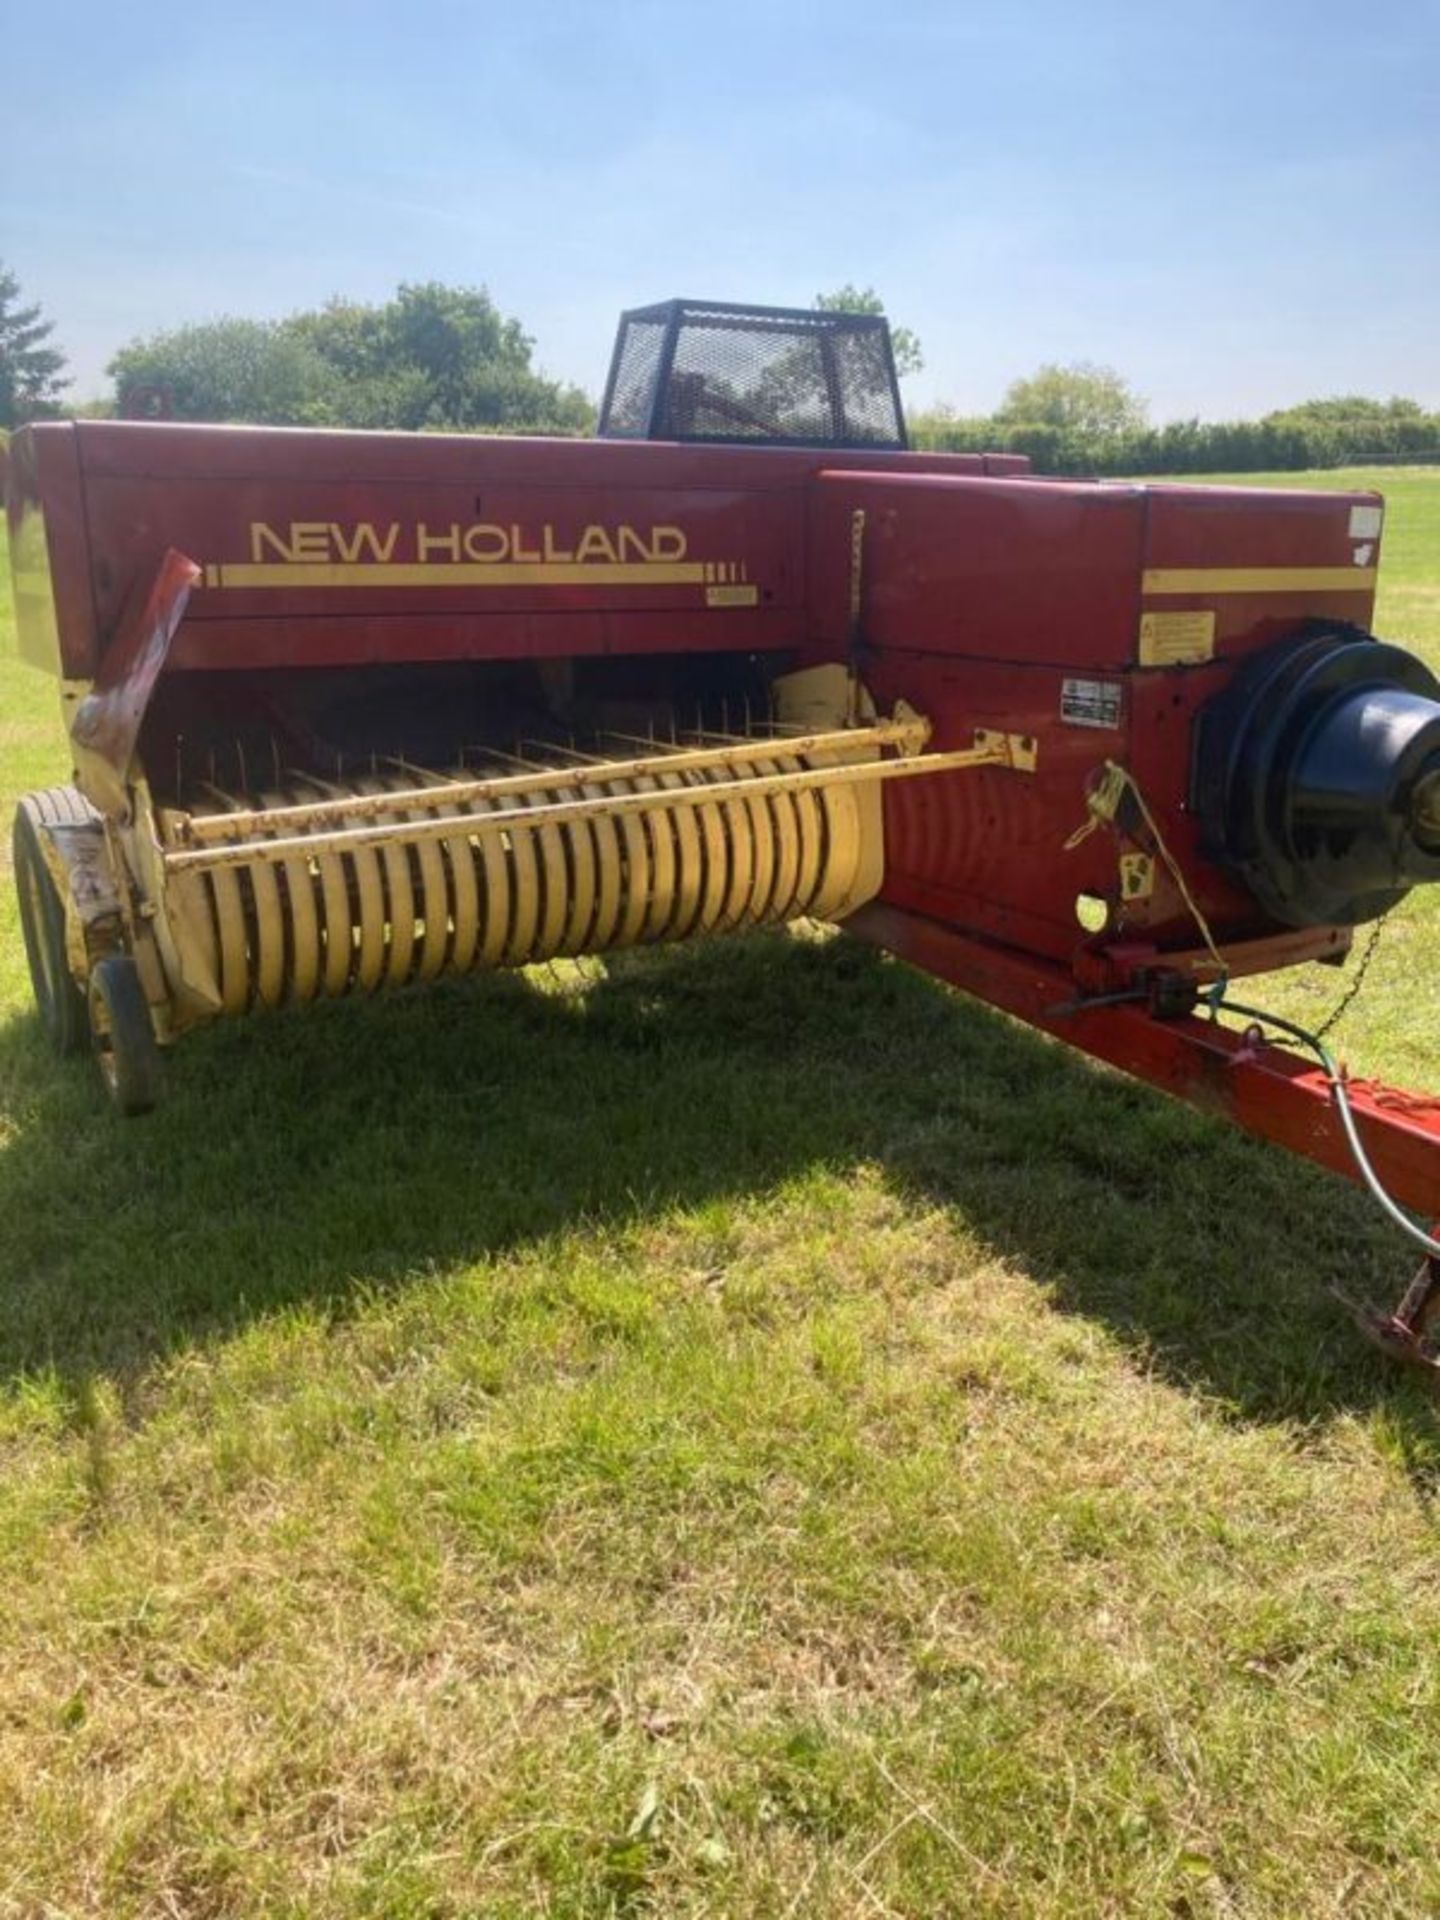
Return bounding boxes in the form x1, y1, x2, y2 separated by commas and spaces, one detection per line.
1314, 908, 1392, 1042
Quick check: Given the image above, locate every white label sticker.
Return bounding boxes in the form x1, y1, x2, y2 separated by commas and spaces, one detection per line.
1349, 504, 1383, 540
1061, 678, 1123, 729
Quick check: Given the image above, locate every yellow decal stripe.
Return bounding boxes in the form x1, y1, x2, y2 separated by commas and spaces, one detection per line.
208, 561, 711, 590
1142, 566, 1377, 596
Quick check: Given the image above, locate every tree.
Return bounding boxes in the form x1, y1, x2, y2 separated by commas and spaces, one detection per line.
996, 362, 1147, 440
108, 283, 593, 434
287, 283, 592, 433
109, 318, 340, 426
814, 285, 924, 378
0, 264, 69, 426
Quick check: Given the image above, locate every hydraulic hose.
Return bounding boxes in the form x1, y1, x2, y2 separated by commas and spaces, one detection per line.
1218, 996, 1440, 1262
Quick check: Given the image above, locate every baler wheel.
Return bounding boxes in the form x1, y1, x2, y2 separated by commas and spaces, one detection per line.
13, 791, 89, 1057
87, 956, 161, 1117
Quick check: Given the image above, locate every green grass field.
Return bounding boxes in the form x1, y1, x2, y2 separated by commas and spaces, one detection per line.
1, 469, 1439, 1917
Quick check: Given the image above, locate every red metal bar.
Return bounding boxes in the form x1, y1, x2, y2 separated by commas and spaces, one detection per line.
847, 901, 1440, 1218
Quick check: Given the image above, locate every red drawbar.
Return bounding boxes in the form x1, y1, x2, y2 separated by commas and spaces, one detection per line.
846, 901, 1440, 1220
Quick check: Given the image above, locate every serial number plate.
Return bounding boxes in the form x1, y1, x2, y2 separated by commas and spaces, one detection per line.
1060, 677, 1123, 729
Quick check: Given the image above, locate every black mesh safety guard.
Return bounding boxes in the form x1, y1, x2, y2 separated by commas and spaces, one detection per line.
598, 300, 907, 450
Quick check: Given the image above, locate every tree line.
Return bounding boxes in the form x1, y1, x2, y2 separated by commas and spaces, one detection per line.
909, 375, 1440, 475
108, 283, 593, 435
2, 260, 1437, 470
0, 271, 591, 436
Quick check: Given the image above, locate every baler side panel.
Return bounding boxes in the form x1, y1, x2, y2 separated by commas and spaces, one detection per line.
1139, 482, 1382, 622
865, 657, 1130, 962
54, 425, 983, 678
82, 473, 807, 669
807, 470, 1388, 969
807, 470, 1148, 669
4, 424, 98, 680
806, 470, 1148, 961
15, 423, 1026, 686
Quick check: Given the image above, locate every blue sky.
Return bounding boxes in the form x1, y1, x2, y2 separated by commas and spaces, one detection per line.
4, 0, 1437, 420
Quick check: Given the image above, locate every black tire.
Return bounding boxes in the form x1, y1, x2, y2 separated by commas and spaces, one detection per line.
88, 955, 162, 1117
13, 791, 90, 1057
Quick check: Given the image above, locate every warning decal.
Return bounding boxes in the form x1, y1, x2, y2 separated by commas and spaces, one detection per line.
1138, 610, 1216, 667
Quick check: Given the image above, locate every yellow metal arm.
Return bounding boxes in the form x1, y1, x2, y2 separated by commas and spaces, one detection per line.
162, 731, 1036, 877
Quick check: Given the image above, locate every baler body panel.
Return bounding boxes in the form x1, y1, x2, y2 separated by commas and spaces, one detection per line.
10, 422, 1022, 680
806, 471, 1150, 669
109, 474, 809, 671
1138, 483, 1382, 662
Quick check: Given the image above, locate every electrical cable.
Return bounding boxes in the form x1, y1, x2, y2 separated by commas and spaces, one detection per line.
1062, 757, 1435, 1261
1064, 759, 1230, 989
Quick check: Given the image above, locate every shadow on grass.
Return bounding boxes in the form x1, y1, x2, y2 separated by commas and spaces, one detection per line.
0, 929, 1430, 1432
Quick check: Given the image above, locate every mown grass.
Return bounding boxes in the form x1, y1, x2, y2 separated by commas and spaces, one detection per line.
0, 471, 1438, 1917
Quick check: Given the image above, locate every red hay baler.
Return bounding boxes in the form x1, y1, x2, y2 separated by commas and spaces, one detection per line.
7, 300, 1440, 1365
